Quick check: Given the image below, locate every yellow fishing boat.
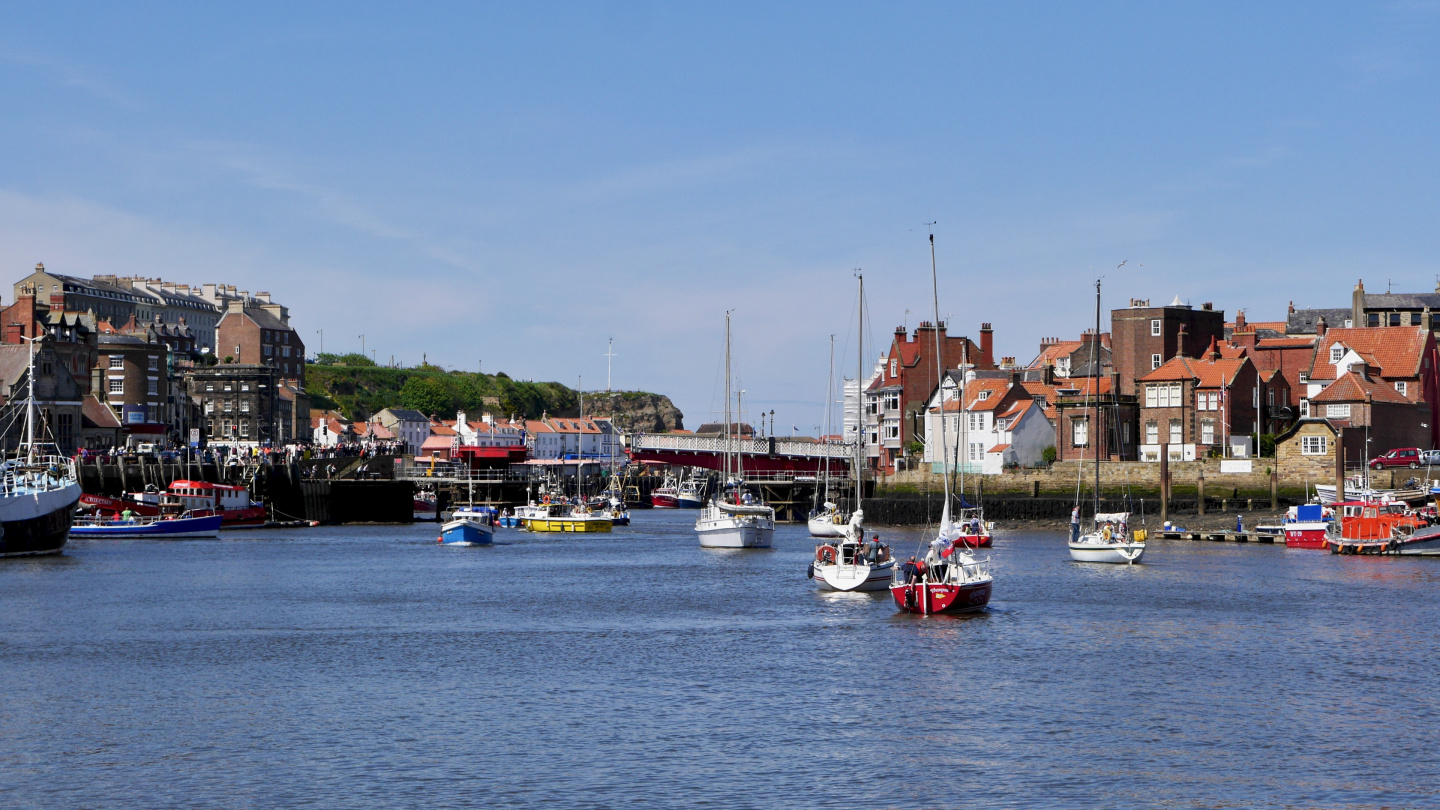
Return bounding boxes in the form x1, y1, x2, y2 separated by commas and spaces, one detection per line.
525, 503, 613, 533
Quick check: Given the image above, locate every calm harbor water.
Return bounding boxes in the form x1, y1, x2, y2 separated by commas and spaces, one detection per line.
3, 509, 1438, 808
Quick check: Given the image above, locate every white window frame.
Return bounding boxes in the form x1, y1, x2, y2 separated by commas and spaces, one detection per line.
1169, 419, 1183, 444
1072, 417, 1088, 448
1145, 421, 1158, 444
1301, 435, 1328, 455
108, 355, 124, 370
1330, 345, 1344, 363
1152, 353, 1162, 370
1201, 419, 1215, 445
1396, 381, 1407, 396
108, 379, 123, 395
1326, 403, 1351, 418
1151, 319, 1161, 336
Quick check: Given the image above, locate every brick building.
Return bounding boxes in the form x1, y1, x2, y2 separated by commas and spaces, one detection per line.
1052, 377, 1140, 462
1111, 297, 1225, 396
1308, 367, 1429, 458
1135, 338, 1258, 461
96, 333, 171, 442
1228, 311, 1312, 420
865, 321, 996, 472
216, 297, 306, 385
1302, 326, 1438, 449
187, 364, 281, 447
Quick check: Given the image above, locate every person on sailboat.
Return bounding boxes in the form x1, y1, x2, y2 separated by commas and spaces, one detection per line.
903, 556, 920, 584
1070, 505, 1081, 543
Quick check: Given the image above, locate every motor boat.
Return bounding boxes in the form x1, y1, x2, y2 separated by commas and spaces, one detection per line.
71, 512, 223, 539
1282, 503, 1332, 549
440, 506, 495, 545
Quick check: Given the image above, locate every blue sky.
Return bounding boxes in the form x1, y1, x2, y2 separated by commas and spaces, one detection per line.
2, 3, 1439, 431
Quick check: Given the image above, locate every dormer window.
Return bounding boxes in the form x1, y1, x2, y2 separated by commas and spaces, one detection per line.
1330, 345, 1344, 363
978, 391, 991, 400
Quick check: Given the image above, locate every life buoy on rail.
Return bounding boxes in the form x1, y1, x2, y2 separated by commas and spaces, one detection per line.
818, 545, 837, 565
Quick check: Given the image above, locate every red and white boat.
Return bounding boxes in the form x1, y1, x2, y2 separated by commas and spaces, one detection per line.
414, 490, 438, 521
81, 480, 267, 528
651, 475, 680, 508
1282, 503, 1333, 549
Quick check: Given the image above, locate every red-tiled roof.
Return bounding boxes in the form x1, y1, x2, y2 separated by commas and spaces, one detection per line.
1138, 349, 1250, 388
987, 443, 1011, 453
1310, 326, 1429, 381
1310, 372, 1413, 405
1053, 377, 1114, 397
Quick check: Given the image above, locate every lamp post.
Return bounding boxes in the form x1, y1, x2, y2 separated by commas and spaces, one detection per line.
316, 329, 323, 355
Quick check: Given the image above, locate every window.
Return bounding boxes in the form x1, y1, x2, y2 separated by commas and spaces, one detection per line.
224, 401, 233, 413
1326, 404, 1351, 418
884, 392, 900, 411
1330, 345, 1344, 363
884, 423, 900, 440
890, 359, 898, 378
978, 390, 990, 400
868, 431, 878, 445
1169, 419, 1183, 444
1390, 313, 1401, 327
1145, 387, 1156, 407
1152, 353, 1162, 370
240, 420, 250, 438
1151, 319, 1161, 336
108, 355, 123, 369
1300, 399, 1310, 418
1201, 420, 1215, 444
1301, 435, 1328, 455
1268, 388, 1275, 407
1368, 313, 1380, 327
1122, 423, 1130, 443
108, 379, 123, 395
1145, 421, 1158, 444
205, 402, 214, 415
240, 400, 250, 412
1413, 313, 1423, 326
147, 379, 158, 396
1072, 417, 1088, 447
241, 382, 251, 392
148, 356, 158, 371
205, 383, 214, 392
146, 405, 158, 422
283, 346, 291, 358
263, 345, 272, 357
223, 383, 233, 392
1396, 381, 1407, 396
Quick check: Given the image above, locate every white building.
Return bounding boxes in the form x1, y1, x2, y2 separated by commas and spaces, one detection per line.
922, 372, 1053, 474
371, 408, 432, 455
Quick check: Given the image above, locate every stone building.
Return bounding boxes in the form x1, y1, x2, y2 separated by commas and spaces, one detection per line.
12, 264, 144, 328
186, 364, 281, 447
0, 340, 86, 454
1274, 420, 1363, 483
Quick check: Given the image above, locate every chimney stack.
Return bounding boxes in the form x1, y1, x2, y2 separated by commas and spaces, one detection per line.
979, 323, 994, 367
1316, 316, 1327, 337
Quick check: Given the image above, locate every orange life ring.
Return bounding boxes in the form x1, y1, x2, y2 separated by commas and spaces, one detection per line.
818, 546, 837, 565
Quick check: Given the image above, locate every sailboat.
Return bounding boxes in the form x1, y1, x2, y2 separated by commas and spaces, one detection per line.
696, 312, 776, 549
0, 337, 82, 557
1068, 279, 1145, 564
811, 274, 895, 590
890, 233, 993, 614
808, 334, 847, 538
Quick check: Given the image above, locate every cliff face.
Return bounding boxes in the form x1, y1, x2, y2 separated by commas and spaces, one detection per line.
581, 391, 684, 434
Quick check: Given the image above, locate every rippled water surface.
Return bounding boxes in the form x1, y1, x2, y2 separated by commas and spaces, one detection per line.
3, 509, 1439, 808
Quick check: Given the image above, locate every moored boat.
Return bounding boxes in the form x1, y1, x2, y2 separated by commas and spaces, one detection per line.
0, 340, 82, 558
807, 502, 847, 538
676, 472, 706, 509
414, 490, 439, 522
650, 476, 680, 509
1282, 503, 1332, 549
70, 512, 223, 539
527, 502, 613, 533
83, 480, 268, 528
695, 312, 774, 550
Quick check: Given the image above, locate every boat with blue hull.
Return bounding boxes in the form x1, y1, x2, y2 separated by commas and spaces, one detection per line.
70, 513, 223, 539
441, 507, 495, 545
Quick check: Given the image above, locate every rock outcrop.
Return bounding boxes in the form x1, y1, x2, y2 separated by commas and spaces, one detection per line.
581, 391, 684, 434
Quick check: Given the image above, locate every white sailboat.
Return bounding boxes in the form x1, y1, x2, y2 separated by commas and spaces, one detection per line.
1068, 279, 1145, 564
890, 233, 993, 613
810, 275, 895, 591
696, 312, 775, 549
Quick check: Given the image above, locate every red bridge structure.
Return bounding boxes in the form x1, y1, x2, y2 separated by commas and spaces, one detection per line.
628, 434, 855, 477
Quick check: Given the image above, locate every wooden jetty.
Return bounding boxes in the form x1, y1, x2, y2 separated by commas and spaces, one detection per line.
1154, 529, 1283, 543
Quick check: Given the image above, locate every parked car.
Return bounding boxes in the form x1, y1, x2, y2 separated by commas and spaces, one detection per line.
1422, 450, 1440, 466
1369, 447, 1423, 469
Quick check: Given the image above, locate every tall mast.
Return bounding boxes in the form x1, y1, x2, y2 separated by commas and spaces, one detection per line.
856, 275, 864, 512
929, 233, 953, 516
823, 334, 834, 505
25, 336, 37, 463
725, 311, 732, 484
1093, 279, 1102, 516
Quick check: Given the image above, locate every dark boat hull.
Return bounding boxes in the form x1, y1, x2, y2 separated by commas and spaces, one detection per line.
0, 494, 78, 557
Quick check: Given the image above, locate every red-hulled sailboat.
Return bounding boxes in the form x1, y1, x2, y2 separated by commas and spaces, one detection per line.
890, 232, 994, 615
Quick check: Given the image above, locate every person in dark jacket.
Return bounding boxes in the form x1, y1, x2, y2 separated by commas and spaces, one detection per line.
902, 556, 919, 584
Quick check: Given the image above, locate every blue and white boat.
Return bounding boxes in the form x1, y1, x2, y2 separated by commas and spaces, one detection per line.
441, 506, 495, 545
70, 513, 224, 539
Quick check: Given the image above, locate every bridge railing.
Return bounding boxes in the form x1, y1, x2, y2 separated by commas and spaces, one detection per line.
631, 434, 855, 460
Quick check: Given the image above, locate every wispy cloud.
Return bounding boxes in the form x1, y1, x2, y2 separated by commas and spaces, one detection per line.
0, 47, 139, 108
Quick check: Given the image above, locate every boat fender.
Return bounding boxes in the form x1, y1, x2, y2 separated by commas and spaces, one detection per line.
437, 536, 443, 544
806, 562, 814, 579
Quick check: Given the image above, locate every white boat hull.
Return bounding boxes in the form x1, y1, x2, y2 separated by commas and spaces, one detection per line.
808, 516, 846, 538
1068, 541, 1146, 564
814, 560, 894, 591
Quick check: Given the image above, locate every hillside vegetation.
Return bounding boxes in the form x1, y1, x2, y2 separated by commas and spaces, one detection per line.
305, 355, 683, 430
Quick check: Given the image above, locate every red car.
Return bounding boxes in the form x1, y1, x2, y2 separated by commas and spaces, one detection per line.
1369, 447, 1423, 469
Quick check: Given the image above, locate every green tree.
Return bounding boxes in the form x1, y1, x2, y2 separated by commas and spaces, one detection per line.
337, 352, 376, 367
1041, 445, 1057, 465
400, 375, 454, 416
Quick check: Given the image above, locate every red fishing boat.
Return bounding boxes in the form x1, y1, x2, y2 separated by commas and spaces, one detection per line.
1282, 503, 1332, 549
650, 474, 680, 508
80, 480, 267, 527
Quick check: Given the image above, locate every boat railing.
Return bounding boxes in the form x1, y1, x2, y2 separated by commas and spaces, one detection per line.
0, 455, 78, 497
